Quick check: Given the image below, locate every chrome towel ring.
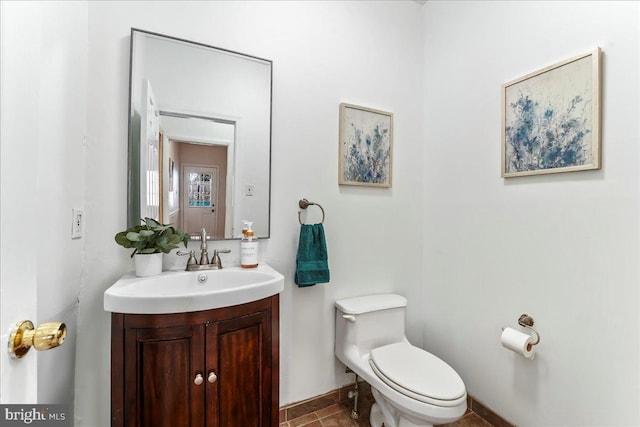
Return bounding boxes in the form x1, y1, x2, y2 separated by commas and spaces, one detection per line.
298, 198, 325, 224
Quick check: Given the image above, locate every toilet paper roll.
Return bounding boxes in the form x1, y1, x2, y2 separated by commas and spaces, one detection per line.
501, 327, 535, 359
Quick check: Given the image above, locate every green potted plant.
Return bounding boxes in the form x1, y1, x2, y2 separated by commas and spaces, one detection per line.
115, 217, 189, 276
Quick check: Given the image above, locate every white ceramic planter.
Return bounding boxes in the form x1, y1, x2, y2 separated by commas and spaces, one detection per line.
134, 253, 163, 277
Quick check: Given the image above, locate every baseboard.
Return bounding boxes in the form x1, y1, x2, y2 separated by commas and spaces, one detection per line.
280, 383, 515, 426
468, 395, 515, 427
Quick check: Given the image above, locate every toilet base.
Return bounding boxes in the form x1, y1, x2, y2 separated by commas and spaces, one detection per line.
370, 403, 384, 427
371, 387, 434, 427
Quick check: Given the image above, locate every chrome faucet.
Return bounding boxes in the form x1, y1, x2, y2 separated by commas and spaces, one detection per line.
177, 228, 231, 271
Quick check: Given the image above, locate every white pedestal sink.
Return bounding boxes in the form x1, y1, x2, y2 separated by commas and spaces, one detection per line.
104, 263, 284, 314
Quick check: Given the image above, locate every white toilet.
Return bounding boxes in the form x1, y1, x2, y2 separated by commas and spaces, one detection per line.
335, 294, 467, 427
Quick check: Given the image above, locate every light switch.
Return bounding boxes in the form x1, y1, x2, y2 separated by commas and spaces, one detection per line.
72, 208, 84, 239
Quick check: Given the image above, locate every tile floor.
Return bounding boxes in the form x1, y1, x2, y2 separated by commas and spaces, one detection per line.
279, 401, 493, 427
279, 382, 499, 427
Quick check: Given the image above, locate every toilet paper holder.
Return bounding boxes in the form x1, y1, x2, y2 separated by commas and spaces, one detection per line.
516, 314, 540, 346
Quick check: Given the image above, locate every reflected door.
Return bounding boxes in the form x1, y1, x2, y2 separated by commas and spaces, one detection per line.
141, 80, 160, 221
183, 165, 219, 236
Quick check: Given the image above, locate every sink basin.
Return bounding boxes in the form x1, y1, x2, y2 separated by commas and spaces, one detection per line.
104, 263, 284, 314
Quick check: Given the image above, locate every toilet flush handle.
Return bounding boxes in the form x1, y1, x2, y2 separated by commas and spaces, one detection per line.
342, 315, 356, 323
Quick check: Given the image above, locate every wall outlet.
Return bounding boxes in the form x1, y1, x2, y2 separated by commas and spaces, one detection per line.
245, 184, 255, 196
72, 208, 84, 239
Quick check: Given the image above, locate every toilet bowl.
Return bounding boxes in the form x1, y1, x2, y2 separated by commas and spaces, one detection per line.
335, 294, 467, 427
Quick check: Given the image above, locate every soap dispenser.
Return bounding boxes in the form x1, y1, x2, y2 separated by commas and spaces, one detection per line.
240, 222, 259, 268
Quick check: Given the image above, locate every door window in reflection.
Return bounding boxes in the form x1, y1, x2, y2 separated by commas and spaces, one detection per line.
188, 172, 213, 207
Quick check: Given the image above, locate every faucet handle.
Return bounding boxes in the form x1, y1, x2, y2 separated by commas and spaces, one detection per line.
211, 249, 231, 269
177, 250, 198, 267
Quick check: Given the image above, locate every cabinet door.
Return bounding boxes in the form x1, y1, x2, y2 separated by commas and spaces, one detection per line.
206, 309, 272, 427
124, 325, 205, 427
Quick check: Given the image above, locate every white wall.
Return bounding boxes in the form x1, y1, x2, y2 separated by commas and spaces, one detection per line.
422, 1, 640, 426
75, 2, 424, 425
0, 0, 86, 406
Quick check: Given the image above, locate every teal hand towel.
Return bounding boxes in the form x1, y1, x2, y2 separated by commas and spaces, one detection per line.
295, 223, 330, 287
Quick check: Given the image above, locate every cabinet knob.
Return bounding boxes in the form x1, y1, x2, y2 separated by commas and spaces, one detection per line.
194, 373, 204, 385
208, 371, 217, 383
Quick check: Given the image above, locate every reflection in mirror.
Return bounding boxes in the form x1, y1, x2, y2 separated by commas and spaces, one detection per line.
160, 113, 234, 238
127, 29, 272, 239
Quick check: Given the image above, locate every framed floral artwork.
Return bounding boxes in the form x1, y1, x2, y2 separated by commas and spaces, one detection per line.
502, 47, 602, 177
339, 103, 393, 187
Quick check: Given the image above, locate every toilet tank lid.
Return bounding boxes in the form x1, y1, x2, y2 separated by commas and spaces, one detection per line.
335, 294, 407, 315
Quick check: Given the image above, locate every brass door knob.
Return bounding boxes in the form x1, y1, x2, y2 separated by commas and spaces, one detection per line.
8, 320, 67, 359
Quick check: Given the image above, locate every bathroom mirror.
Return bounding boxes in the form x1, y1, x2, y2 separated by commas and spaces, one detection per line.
127, 28, 272, 239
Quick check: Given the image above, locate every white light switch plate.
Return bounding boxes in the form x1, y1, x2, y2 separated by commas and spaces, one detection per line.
72, 208, 84, 239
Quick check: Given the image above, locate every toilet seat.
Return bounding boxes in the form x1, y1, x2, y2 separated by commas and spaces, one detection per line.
369, 342, 466, 407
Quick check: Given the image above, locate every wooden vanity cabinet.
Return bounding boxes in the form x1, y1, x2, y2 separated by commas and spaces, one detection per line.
110, 295, 279, 427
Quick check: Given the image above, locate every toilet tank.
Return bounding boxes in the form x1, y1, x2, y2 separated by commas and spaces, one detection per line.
335, 294, 407, 360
